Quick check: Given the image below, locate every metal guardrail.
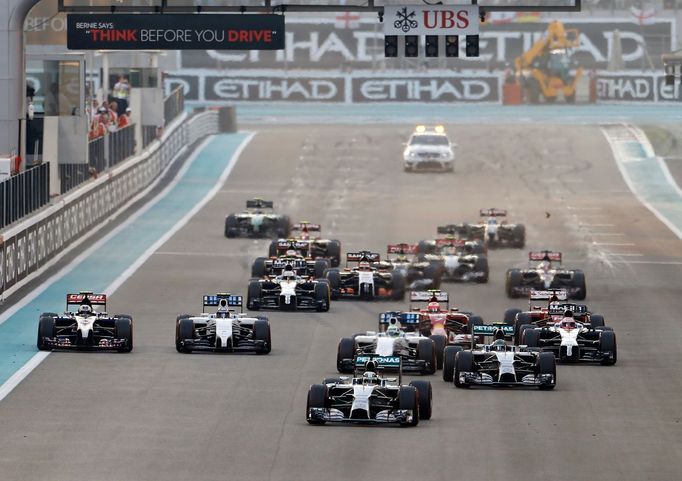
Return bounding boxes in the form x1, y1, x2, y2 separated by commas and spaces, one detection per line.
0, 110, 220, 297
164, 86, 185, 126
0, 164, 50, 230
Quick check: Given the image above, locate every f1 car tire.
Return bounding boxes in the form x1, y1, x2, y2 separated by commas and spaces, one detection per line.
469, 243, 486, 255
177, 318, 195, 353
424, 263, 442, 289
253, 319, 271, 354
514, 312, 533, 344
417, 338, 437, 375
306, 384, 328, 425
314, 259, 330, 279
175, 314, 190, 352
277, 215, 291, 238
522, 328, 540, 348
454, 351, 474, 388
328, 240, 342, 267
442, 346, 463, 382
518, 324, 535, 345
398, 386, 419, 427
268, 240, 278, 258
513, 224, 526, 248
474, 256, 489, 283
468, 315, 483, 334
247, 281, 262, 310
224, 214, 238, 238
114, 316, 133, 353
417, 240, 434, 256
391, 271, 406, 301
409, 380, 432, 420
536, 352, 557, 390
506, 269, 523, 298
314, 282, 330, 312
37, 315, 56, 351
599, 330, 617, 365
503, 308, 522, 326
337, 337, 356, 373
573, 270, 587, 300
590, 314, 605, 329
429, 334, 447, 370
251, 257, 268, 278
324, 269, 341, 300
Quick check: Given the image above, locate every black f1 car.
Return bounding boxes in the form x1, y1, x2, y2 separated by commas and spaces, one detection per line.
253, 240, 331, 279
224, 198, 291, 238
37, 292, 133, 352
175, 294, 271, 354
268, 222, 342, 267
307, 355, 432, 426
324, 252, 406, 301
506, 251, 586, 299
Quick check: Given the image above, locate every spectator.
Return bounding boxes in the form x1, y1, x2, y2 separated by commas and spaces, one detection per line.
109, 101, 119, 123
89, 107, 107, 140
118, 107, 131, 129
113, 75, 130, 113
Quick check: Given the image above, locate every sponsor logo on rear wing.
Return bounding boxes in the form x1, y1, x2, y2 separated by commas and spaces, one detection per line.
246, 199, 274, 209
410, 290, 449, 303
548, 303, 588, 315
273, 259, 307, 269
204, 294, 242, 307
435, 238, 465, 248
530, 289, 568, 301
354, 355, 401, 369
480, 208, 507, 217
472, 324, 515, 336
292, 223, 321, 231
529, 251, 562, 262
387, 243, 417, 255
277, 240, 309, 250
379, 311, 421, 325
67, 293, 107, 305
347, 252, 380, 262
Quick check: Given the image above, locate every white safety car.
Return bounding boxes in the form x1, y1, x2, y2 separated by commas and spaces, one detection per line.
403, 125, 455, 172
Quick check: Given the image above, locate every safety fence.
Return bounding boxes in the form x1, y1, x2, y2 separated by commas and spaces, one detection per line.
0, 109, 220, 297
0, 164, 50, 230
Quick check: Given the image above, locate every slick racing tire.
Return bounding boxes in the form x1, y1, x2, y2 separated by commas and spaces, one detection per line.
473, 256, 489, 284
518, 324, 535, 345
454, 351, 474, 388
324, 269, 341, 300
336, 337, 356, 374
512, 224, 526, 248
442, 346, 463, 382
398, 386, 419, 427
314, 282, 331, 312
175, 314, 190, 352
253, 319, 272, 354
536, 352, 557, 390
573, 270, 587, 300
391, 271, 406, 301
417, 338, 437, 375
177, 318, 195, 353
522, 328, 540, 348
306, 384, 329, 425
503, 308, 522, 326
268, 240, 278, 258
327, 240, 342, 267
114, 316, 134, 353
429, 334, 447, 370
417, 240, 435, 256
314, 259, 330, 279
589, 314, 605, 329
37, 314, 56, 351
424, 263, 442, 289
251, 257, 268, 278
506, 269, 523, 298
514, 312, 533, 344
277, 215, 291, 238
224, 214, 238, 238
409, 380, 433, 420
247, 281, 263, 310
599, 330, 617, 365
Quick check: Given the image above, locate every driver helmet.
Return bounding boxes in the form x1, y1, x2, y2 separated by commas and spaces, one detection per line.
560, 310, 577, 329
487, 218, 498, 225
386, 325, 401, 338
490, 339, 506, 352
427, 301, 440, 313
539, 260, 551, 271
285, 249, 297, 257
78, 303, 93, 316
282, 269, 296, 281
358, 261, 371, 271
362, 371, 378, 385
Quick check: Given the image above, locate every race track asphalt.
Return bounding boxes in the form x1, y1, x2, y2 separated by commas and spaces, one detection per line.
0, 123, 680, 481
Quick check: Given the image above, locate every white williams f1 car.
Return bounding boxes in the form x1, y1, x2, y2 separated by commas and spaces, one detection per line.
175, 294, 271, 354
37, 292, 133, 352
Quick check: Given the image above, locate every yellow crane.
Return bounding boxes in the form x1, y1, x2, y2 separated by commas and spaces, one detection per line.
515, 20, 583, 104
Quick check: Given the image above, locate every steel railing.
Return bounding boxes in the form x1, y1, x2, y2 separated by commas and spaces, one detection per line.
0, 163, 50, 230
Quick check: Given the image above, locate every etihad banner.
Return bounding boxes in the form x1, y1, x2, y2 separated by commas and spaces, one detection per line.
596, 71, 682, 102
176, 17, 674, 70
164, 71, 501, 103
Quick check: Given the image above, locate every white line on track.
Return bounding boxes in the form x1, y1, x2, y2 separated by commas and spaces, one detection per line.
154, 251, 246, 258
0, 133, 255, 403
579, 224, 616, 227
592, 242, 636, 246
610, 260, 682, 265
567, 206, 603, 210
589, 233, 626, 236
607, 253, 644, 257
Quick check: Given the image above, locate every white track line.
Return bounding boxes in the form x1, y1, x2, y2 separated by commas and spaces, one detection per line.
154, 251, 247, 258
592, 242, 636, 246
0, 133, 255, 403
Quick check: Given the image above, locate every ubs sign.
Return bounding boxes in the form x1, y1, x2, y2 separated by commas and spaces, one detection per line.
383, 5, 479, 36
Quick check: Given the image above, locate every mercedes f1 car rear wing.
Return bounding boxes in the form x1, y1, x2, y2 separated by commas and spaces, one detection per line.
471, 324, 515, 349
246, 198, 274, 209
354, 354, 402, 383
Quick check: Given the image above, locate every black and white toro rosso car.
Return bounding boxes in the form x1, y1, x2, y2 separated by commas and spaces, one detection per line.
506, 251, 586, 299
443, 324, 556, 389
324, 252, 406, 301
268, 222, 342, 267
336, 323, 438, 375
37, 292, 133, 352
175, 294, 271, 354
307, 355, 432, 426
247, 265, 331, 311
224, 198, 291, 238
